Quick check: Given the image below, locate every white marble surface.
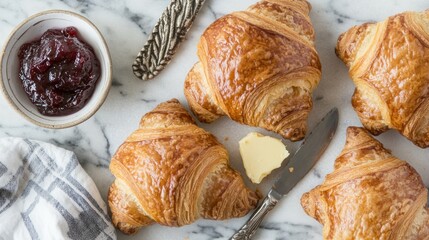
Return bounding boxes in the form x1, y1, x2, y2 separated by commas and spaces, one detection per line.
1, 0, 429, 239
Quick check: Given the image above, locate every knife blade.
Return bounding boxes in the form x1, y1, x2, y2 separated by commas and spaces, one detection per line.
230, 107, 339, 240
132, 0, 206, 80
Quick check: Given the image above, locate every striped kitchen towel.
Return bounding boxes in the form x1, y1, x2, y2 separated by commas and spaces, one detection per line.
0, 138, 116, 240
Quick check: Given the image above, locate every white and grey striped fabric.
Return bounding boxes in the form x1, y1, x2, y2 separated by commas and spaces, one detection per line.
0, 138, 116, 240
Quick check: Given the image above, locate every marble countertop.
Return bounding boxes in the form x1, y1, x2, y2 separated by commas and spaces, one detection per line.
1, 0, 429, 239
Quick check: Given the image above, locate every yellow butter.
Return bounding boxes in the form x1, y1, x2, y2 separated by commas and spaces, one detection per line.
239, 132, 289, 184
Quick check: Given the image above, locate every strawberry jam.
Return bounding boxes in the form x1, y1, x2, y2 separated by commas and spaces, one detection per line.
18, 27, 100, 116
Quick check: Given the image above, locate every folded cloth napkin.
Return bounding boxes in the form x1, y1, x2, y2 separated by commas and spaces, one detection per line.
0, 138, 116, 240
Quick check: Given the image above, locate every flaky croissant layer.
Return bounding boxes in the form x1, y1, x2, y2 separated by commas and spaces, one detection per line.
301, 127, 429, 239
108, 99, 259, 234
336, 10, 429, 148
184, 0, 321, 141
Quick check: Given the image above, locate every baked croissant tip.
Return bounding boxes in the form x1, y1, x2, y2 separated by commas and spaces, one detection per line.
346, 126, 367, 135
335, 33, 345, 57
300, 192, 311, 213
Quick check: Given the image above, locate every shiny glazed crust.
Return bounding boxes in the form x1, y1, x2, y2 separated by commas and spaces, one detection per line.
108, 99, 259, 234
301, 127, 429, 239
184, 0, 321, 141
336, 10, 429, 148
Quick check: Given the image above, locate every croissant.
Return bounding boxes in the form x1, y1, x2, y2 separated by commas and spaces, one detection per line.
301, 127, 429, 239
184, 0, 321, 141
336, 10, 429, 148
107, 99, 259, 234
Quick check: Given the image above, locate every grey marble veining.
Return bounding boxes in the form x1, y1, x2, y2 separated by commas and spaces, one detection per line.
1, 0, 429, 239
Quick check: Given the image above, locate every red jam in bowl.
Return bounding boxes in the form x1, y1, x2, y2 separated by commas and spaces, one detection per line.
18, 27, 101, 116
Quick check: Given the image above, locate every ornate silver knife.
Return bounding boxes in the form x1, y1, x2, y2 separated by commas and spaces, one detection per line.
230, 108, 339, 240
132, 0, 206, 80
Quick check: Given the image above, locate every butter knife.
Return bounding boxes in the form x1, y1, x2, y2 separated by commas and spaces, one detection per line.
230, 107, 339, 240
132, 0, 206, 80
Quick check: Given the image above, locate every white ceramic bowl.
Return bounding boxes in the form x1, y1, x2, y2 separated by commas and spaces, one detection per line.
0, 10, 112, 129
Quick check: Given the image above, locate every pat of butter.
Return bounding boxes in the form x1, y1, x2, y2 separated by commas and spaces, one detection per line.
239, 132, 289, 184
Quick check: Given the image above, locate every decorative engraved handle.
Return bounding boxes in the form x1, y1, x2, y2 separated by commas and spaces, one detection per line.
132, 0, 206, 80
230, 190, 281, 240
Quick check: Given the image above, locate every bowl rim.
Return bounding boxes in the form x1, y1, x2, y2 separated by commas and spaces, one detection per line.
0, 9, 112, 129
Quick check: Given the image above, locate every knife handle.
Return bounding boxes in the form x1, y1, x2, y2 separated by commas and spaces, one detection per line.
230, 190, 281, 240
132, 0, 206, 80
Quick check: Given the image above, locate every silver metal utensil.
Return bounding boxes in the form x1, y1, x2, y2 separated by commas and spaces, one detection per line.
230, 108, 339, 240
132, 0, 206, 80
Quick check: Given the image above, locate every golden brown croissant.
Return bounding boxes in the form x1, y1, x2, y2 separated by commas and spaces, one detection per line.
301, 127, 429, 239
184, 0, 321, 141
108, 99, 259, 234
336, 11, 429, 148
